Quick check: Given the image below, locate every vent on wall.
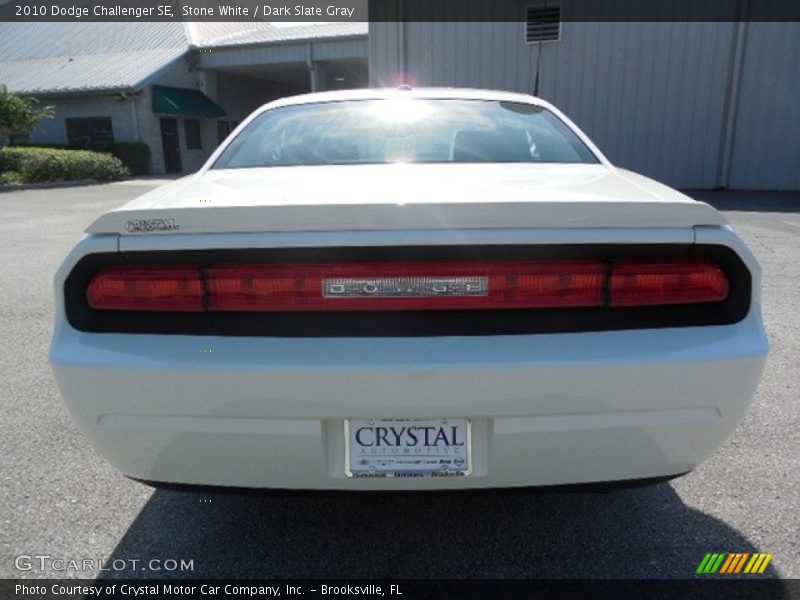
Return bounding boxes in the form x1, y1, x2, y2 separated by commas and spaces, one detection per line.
525, 4, 561, 43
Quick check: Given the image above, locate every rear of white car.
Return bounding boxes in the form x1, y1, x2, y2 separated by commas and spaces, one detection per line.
50, 89, 768, 491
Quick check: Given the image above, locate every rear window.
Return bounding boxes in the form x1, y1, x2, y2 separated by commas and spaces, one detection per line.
212, 98, 598, 169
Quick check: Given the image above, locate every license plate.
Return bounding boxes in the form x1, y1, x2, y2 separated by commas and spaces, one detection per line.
345, 418, 472, 478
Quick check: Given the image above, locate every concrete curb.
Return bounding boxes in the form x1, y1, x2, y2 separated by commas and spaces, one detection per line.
0, 178, 103, 192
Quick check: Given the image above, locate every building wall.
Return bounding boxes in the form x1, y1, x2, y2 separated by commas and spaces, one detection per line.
215, 72, 299, 122
145, 57, 220, 174
24, 35, 369, 176
369, 6, 800, 190
29, 94, 137, 146
726, 21, 800, 190
138, 60, 313, 174
29, 57, 228, 175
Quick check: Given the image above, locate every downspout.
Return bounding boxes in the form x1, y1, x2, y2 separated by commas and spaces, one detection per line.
307, 42, 318, 92
118, 90, 140, 142
716, 0, 750, 189
129, 92, 140, 142
397, 0, 405, 81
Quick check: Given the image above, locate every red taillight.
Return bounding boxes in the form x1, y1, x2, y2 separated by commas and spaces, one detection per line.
85, 259, 730, 313
609, 260, 729, 306
86, 265, 204, 312
205, 261, 606, 311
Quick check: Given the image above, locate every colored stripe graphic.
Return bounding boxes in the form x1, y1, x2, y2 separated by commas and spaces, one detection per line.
720, 553, 748, 573
751, 554, 766, 573
697, 553, 727, 573
710, 553, 726, 573
696, 553, 713, 574
744, 554, 760, 573
758, 554, 774, 573
700, 552, 773, 574
733, 553, 750, 573
719, 554, 736, 573
745, 553, 774, 574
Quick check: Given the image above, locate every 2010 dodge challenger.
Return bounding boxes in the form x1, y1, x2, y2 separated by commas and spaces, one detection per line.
50, 88, 768, 491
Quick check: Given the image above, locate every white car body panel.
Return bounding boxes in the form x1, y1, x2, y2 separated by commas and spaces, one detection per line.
87, 164, 725, 235
50, 88, 768, 490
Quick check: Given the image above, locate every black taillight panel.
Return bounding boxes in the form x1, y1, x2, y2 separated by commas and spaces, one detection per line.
64, 244, 751, 337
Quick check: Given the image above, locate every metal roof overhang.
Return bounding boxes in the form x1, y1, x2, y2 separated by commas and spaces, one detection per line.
151, 84, 226, 118
196, 36, 368, 69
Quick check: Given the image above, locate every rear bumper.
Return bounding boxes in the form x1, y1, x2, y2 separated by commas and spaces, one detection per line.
129, 473, 689, 495
51, 315, 767, 490
50, 225, 768, 490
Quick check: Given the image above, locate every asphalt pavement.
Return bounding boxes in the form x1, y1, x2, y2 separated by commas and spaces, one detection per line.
0, 181, 797, 579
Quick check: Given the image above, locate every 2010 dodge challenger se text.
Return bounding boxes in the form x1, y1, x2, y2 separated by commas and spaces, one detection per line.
50, 88, 768, 491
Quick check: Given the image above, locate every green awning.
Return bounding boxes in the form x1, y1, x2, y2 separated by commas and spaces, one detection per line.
151, 85, 226, 118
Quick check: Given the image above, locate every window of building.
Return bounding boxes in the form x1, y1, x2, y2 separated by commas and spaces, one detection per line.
184, 119, 202, 150
525, 4, 561, 43
65, 117, 114, 146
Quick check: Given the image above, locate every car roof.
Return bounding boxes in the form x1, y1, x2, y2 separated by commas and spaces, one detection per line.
264, 87, 546, 110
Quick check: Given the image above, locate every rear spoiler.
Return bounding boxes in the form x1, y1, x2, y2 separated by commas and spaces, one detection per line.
87, 200, 726, 236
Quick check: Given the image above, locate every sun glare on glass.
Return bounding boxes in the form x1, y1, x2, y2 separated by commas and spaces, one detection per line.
367, 98, 434, 123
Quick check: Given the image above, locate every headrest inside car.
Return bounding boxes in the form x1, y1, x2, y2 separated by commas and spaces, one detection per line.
452, 128, 532, 162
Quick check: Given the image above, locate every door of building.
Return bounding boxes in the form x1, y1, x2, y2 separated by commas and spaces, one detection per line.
159, 117, 182, 174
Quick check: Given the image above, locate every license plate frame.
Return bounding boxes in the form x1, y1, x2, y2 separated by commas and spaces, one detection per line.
344, 418, 472, 478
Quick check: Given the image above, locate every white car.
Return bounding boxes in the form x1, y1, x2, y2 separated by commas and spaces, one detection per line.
51, 88, 768, 491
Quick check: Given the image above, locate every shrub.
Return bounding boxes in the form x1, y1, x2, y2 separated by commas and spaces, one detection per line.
13, 141, 151, 175
11, 141, 65, 150
83, 142, 150, 175
0, 170, 22, 184
0, 146, 129, 183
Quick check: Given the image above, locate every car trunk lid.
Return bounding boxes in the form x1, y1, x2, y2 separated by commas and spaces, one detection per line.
87, 163, 726, 236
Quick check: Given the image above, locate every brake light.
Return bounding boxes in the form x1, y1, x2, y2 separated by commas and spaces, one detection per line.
609, 260, 729, 306
205, 261, 605, 311
85, 258, 730, 313
86, 265, 203, 312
